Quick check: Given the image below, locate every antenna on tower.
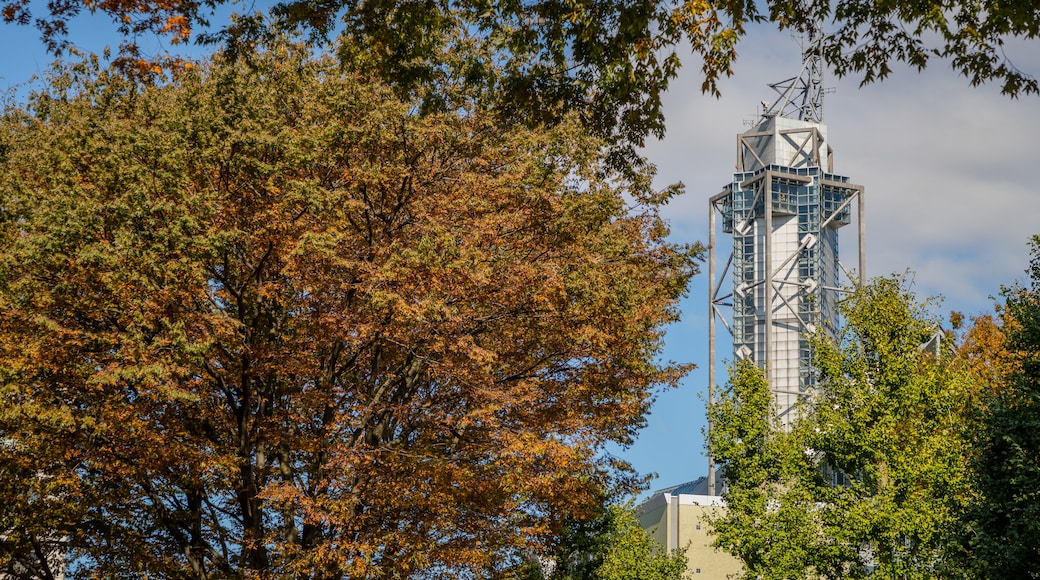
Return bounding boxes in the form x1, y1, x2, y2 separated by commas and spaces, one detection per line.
761, 20, 830, 123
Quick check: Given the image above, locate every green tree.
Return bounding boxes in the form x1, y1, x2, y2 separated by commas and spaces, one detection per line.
958, 235, 1040, 577
709, 277, 976, 579
707, 361, 845, 579
592, 505, 686, 580
0, 42, 699, 578
522, 503, 686, 580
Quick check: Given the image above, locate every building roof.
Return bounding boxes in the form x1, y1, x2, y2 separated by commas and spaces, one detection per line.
652, 476, 711, 497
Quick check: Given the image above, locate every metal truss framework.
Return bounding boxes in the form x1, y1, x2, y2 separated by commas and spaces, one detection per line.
702, 15, 867, 496
738, 124, 830, 172
705, 162, 864, 496
762, 23, 827, 123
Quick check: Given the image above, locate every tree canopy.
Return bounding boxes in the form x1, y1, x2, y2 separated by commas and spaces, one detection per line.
957, 236, 1040, 577
0, 42, 699, 578
708, 277, 977, 578
2, 0, 1038, 172
524, 503, 687, 580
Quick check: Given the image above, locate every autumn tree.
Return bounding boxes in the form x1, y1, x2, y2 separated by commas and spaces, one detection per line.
956, 235, 1040, 577
0, 41, 699, 578
708, 277, 976, 578
3, 0, 1038, 174
954, 308, 1016, 398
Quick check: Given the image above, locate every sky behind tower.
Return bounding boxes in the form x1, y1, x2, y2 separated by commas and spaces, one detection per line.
631, 27, 1040, 493
2, 17, 1039, 497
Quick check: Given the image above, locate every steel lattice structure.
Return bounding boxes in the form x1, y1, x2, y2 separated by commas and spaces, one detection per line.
705, 27, 865, 496
762, 23, 827, 123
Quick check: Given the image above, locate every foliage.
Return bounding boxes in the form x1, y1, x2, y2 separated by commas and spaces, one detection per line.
957, 235, 1040, 577
0, 43, 699, 578
521, 503, 686, 580
592, 505, 686, 580
954, 308, 1016, 398
2, 0, 1038, 172
707, 361, 844, 579
708, 277, 976, 579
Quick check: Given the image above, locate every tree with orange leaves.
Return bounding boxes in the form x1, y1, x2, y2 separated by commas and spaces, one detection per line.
953, 307, 1021, 400
955, 236, 1040, 577
3, 0, 1038, 180
0, 42, 699, 578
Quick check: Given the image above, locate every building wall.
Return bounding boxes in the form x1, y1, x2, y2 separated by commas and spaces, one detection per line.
638, 493, 743, 579
723, 161, 859, 424
754, 213, 802, 404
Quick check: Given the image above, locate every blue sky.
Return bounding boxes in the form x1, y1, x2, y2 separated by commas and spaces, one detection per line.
633, 29, 1040, 494
4, 11, 1040, 499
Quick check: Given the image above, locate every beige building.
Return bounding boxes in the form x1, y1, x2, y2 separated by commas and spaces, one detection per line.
638, 478, 742, 579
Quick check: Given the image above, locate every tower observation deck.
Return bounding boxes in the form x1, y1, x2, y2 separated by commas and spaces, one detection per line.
706, 26, 865, 495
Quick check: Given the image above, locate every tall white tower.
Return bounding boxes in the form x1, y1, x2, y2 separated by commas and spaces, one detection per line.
706, 27, 865, 495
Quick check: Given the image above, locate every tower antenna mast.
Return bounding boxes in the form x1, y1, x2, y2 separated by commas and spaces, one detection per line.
761, 20, 827, 122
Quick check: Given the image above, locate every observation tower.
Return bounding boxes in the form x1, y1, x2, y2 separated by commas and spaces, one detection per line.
706, 26, 865, 495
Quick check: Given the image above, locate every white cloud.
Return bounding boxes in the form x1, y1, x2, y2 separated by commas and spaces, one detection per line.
649, 24, 1040, 316
631, 24, 1040, 491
